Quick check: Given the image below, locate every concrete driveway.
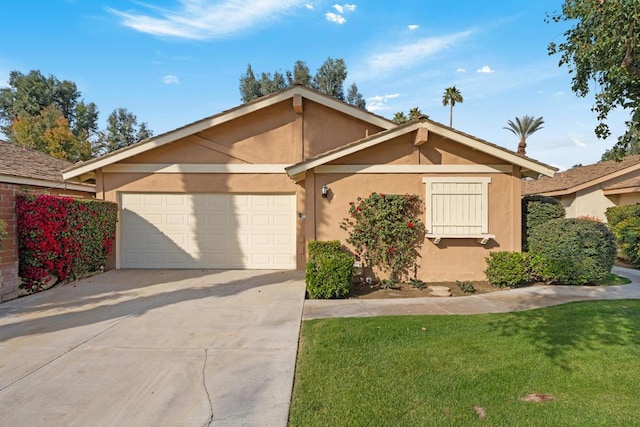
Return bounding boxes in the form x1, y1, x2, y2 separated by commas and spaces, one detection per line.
0, 269, 306, 426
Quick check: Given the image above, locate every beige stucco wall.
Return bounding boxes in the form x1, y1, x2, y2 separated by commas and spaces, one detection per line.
307, 135, 521, 282
95, 97, 391, 270
614, 192, 640, 206
561, 188, 614, 221
94, 96, 525, 281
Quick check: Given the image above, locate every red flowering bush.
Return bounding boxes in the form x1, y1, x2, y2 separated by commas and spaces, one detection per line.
340, 192, 425, 284
16, 194, 117, 292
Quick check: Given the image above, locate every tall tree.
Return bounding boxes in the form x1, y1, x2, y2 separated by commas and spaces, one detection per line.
0, 70, 99, 142
286, 60, 312, 87
408, 107, 424, 121
96, 108, 153, 155
503, 115, 544, 155
442, 86, 463, 127
11, 104, 91, 161
312, 57, 347, 101
548, 1, 640, 159
238, 58, 364, 106
392, 107, 424, 124
392, 111, 408, 124
239, 64, 262, 103
346, 83, 366, 109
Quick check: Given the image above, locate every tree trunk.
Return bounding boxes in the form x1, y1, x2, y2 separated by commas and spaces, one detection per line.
517, 139, 526, 155
449, 104, 453, 127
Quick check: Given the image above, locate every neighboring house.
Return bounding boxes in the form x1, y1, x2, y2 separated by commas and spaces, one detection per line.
63, 86, 555, 282
522, 154, 640, 222
0, 141, 95, 301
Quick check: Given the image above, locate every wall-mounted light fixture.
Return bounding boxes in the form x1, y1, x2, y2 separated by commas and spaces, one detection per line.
321, 184, 329, 198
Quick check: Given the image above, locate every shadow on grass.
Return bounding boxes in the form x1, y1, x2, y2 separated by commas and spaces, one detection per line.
489, 300, 640, 369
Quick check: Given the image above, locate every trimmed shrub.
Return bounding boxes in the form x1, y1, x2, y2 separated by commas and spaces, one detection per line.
17, 194, 118, 292
522, 194, 565, 250
605, 204, 640, 227
340, 192, 425, 284
484, 251, 532, 288
305, 240, 354, 299
307, 240, 341, 259
528, 218, 616, 284
612, 217, 640, 267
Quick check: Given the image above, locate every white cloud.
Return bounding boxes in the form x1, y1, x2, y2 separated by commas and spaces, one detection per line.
572, 136, 586, 148
163, 75, 179, 84
476, 65, 496, 74
366, 30, 472, 74
456, 67, 466, 73
367, 93, 400, 112
107, 0, 308, 40
306, 3, 314, 10
327, 3, 355, 24
325, 12, 346, 24
333, 3, 356, 13
408, 24, 419, 30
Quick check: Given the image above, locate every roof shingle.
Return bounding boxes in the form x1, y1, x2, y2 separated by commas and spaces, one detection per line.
0, 140, 73, 183
522, 154, 640, 195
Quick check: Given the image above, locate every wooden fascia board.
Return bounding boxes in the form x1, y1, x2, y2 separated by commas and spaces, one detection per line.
102, 164, 290, 174
286, 122, 424, 178
603, 186, 640, 196
424, 122, 556, 178
0, 174, 96, 193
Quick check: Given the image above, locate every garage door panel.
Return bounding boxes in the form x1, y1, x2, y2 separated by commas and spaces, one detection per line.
121, 193, 296, 269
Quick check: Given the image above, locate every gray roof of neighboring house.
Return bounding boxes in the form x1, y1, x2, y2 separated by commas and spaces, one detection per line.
522, 154, 640, 195
0, 140, 74, 183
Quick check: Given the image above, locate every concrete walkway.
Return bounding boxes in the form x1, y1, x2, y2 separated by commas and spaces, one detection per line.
0, 269, 306, 427
303, 266, 640, 320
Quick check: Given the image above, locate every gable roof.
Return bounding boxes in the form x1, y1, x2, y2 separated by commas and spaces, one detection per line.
285, 117, 557, 180
0, 140, 95, 192
522, 154, 640, 196
62, 86, 396, 181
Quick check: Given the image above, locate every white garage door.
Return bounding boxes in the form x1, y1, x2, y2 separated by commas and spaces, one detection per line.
120, 193, 296, 269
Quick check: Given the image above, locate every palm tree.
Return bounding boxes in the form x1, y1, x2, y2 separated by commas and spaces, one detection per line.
503, 115, 545, 155
442, 86, 463, 127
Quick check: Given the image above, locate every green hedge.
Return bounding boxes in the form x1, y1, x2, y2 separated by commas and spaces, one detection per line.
521, 194, 566, 251
17, 194, 118, 292
612, 217, 640, 267
528, 218, 616, 284
305, 240, 353, 299
484, 251, 532, 288
605, 204, 640, 227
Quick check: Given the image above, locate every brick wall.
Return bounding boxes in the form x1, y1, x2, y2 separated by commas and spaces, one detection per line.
0, 184, 94, 302
0, 183, 19, 302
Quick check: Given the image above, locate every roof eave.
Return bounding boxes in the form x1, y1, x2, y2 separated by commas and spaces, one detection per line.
63, 86, 397, 180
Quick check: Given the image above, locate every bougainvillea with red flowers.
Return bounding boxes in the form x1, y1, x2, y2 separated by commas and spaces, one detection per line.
340, 192, 425, 284
16, 194, 117, 292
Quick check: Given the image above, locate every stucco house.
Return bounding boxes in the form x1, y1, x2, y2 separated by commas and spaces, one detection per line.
0, 140, 95, 301
522, 154, 640, 222
63, 86, 555, 282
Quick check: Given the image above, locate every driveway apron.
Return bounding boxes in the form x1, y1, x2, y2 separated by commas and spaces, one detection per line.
0, 269, 306, 426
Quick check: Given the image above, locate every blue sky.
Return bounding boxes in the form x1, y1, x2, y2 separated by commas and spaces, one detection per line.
0, 0, 630, 170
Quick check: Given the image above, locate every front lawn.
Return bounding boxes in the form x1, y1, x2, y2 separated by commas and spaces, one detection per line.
289, 300, 640, 426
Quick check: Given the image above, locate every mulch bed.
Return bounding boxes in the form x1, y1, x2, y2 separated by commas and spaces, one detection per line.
347, 280, 504, 299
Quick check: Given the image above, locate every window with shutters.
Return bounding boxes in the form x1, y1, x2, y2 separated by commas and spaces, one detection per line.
422, 177, 494, 244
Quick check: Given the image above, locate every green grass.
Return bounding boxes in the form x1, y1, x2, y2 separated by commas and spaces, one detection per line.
598, 273, 632, 286
289, 300, 640, 426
